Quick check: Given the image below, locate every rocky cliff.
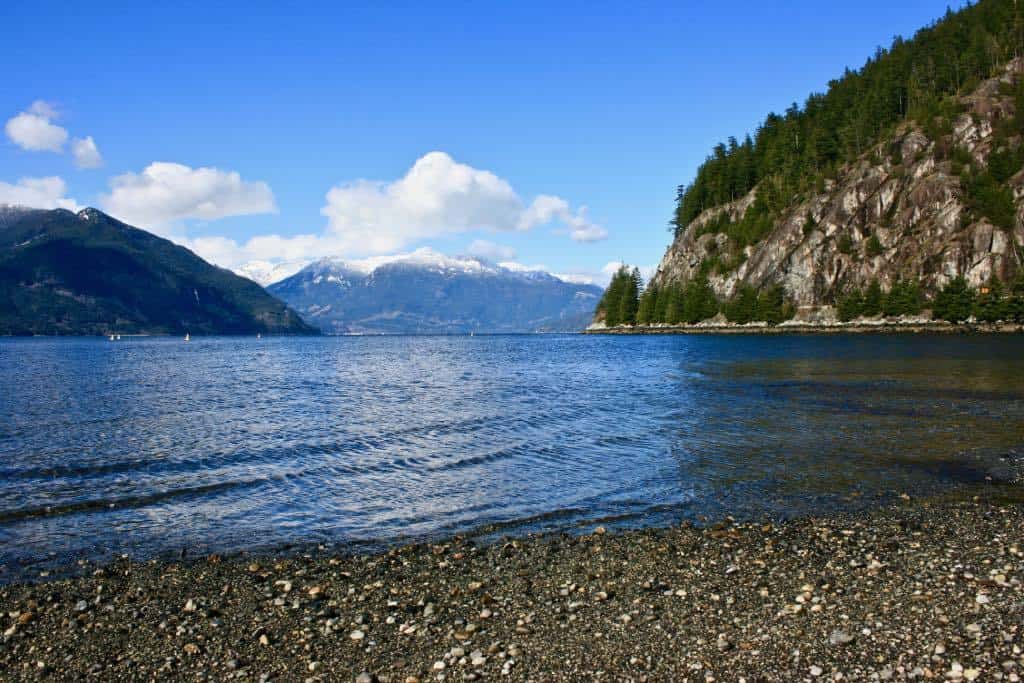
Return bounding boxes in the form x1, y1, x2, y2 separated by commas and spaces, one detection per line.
650, 60, 1024, 320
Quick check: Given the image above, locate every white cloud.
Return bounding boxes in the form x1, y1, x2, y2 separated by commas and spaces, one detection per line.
100, 162, 277, 230
320, 151, 607, 254
71, 136, 103, 168
0, 176, 81, 211
466, 239, 516, 261
565, 207, 609, 242
27, 101, 58, 119
601, 261, 658, 285
4, 101, 68, 152
188, 232, 324, 270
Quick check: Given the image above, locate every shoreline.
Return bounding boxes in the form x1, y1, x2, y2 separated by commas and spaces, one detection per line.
3, 486, 1023, 681
585, 321, 1024, 335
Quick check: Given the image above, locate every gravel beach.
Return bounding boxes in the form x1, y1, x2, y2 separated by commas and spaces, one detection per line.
2, 488, 1024, 682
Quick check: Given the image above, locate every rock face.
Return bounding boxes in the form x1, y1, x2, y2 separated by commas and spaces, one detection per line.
269, 251, 603, 334
651, 61, 1024, 313
0, 207, 316, 335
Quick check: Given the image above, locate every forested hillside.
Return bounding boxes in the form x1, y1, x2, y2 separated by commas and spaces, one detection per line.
0, 207, 316, 335
597, 0, 1024, 328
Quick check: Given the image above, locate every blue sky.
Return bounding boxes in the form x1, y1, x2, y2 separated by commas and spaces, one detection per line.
2, 0, 965, 283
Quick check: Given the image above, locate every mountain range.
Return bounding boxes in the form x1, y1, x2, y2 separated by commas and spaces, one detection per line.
266, 250, 603, 334
0, 207, 315, 336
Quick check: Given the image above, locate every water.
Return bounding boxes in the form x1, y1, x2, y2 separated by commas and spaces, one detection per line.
1, 334, 1023, 579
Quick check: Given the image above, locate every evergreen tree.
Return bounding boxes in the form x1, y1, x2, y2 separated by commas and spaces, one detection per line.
664, 285, 684, 324
682, 274, 720, 323
863, 280, 884, 316
933, 276, 976, 322
724, 285, 760, 324
616, 267, 642, 326
973, 278, 1006, 322
755, 284, 788, 325
883, 279, 923, 316
597, 266, 631, 326
865, 234, 884, 257
1007, 273, 1024, 323
837, 288, 865, 321
637, 286, 658, 325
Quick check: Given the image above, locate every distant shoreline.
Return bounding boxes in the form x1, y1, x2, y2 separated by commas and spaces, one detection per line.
585, 321, 1024, 335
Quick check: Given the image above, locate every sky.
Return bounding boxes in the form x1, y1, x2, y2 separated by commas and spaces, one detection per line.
2, 0, 967, 284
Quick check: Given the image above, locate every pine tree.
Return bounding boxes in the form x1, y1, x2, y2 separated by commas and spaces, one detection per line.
664, 285, 684, 324
933, 276, 976, 322
637, 286, 658, 325
1007, 273, 1024, 323
863, 280, 884, 317
724, 285, 760, 324
597, 266, 629, 327
882, 279, 923, 316
974, 278, 1005, 322
616, 268, 642, 325
837, 288, 865, 322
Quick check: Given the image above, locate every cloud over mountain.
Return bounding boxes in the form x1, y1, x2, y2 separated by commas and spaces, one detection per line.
100, 162, 277, 230
0, 176, 80, 211
320, 151, 607, 253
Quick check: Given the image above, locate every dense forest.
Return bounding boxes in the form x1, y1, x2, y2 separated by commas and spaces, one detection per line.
0, 208, 316, 335
596, 265, 1024, 326
672, 0, 1024, 245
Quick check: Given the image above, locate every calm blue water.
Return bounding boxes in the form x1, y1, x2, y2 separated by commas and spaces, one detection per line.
1, 334, 1023, 579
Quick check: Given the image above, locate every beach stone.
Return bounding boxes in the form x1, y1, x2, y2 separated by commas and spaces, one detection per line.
350, 629, 365, 641
829, 630, 855, 645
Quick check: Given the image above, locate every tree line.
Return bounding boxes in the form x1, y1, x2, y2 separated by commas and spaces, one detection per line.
598, 267, 1024, 327
837, 274, 1024, 322
672, 0, 1024, 243
596, 266, 793, 327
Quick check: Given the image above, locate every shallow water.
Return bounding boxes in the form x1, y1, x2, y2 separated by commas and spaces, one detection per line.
1, 334, 1022, 579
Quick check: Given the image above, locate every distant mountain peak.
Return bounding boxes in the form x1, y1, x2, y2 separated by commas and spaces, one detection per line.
76, 207, 103, 223
237, 247, 583, 288
268, 250, 603, 334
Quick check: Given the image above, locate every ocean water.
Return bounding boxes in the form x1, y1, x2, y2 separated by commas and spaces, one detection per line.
1, 334, 1022, 579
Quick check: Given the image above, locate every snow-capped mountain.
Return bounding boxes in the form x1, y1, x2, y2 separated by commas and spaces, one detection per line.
235, 259, 310, 287
267, 248, 603, 334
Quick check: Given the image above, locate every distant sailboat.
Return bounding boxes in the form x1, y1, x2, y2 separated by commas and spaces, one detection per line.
109, 334, 115, 341
116, 335, 121, 340
257, 332, 262, 339
184, 332, 190, 342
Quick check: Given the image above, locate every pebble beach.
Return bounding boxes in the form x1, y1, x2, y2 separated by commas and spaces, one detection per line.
2, 487, 1024, 682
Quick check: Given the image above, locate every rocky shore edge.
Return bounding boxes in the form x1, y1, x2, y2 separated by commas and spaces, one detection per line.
2, 488, 1024, 682
585, 320, 1024, 335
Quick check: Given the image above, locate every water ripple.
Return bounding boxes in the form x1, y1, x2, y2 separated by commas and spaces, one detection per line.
1, 334, 1023, 579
